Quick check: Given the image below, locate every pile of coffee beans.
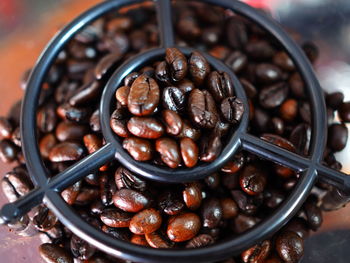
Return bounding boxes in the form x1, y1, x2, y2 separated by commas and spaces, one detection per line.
111, 47, 243, 167
0, 2, 349, 263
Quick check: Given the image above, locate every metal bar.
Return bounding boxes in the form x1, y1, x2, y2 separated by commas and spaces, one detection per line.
316, 164, 350, 194
155, 0, 175, 48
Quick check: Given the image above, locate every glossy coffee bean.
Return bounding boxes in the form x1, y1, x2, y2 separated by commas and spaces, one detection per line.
201, 197, 223, 228
225, 51, 247, 73
110, 108, 129, 138
220, 198, 238, 219
183, 182, 202, 210
200, 134, 222, 162
275, 231, 304, 263
167, 212, 201, 242
327, 123, 348, 152
90, 109, 101, 133
259, 82, 288, 109
279, 99, 298, 122
178, 78, 195, 94
245, 40, 274, 60
158, 191, 184, 216
261, 134, 296, 152
69, 81, 100, 107
189, 51, 210, 85
124, 72, 140, 87
162, 86, 186, 113
180, 138, 199, 168
95, 52, 122, 80
186, 234, 214, 248
127, 117, 164, 139
127, 74, 160, 116
326, 92, 344, 110
207, 71, 234, 103
115, 167, 147, 192
241, 240, 271, 263
131, 234, 149, 247
303, 198, 323, 231
220, 96, 244, 124
289, 73, 305, 98
221, 153, 245, 174
55, 122, 89, 142
162, 110, 183, 136
123, 137, 152, 161
155, 61, 171, 85
99, 173, 117, 206
289, 124, 311, 156
239, 164, 267, 195
49, 142, 85, 162
33, 206, 58, 231
165, 48, 188, 81
273, 51, 295, 71
113, 188, 149, 213
83, 134, 102, 154
129, 208, 162, 235
231, 214, 259, 234
155, 137, 181, 168
226, 17, 248, 49
338, 102, 350, 122
256, 64, 282, 84
145, 231, 173, 248
39, 243, 73, 263
61, 181, 82, 205
0, 117, 13, 139
0, 140, 18, 163
37, 103, 57, 133
115, 85, 130, 106
100, 208, 132, 228
284, 218, 309, 240
176, 120, 201, 141
102, 225, 130, 241
70, 235, 96, 260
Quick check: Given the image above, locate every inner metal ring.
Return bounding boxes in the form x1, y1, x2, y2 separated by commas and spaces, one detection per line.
100, 47, 249, 183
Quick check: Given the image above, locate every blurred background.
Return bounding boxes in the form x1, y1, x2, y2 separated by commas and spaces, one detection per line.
0, 0, 349, 262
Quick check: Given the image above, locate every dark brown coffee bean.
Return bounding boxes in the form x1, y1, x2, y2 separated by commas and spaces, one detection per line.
99, 173, 117, 206
162, 86, 186, 113
273, 51, 295, 71
279, 99, 297, 121
113, 188, 150, 213
240, 78, 257, 99
180, 137, 199, 168
204, 173, 220, 189
241, 240, 271, 263
183, 182, 202, 210
49, 142, 85, 162
259, 82, 288, 109
165, 48, 188, 81
100, 208, 132, 228
167, 212, 201, 242
207, 71, 234, 103
326, 92, 344, 110
289, 124, 311, 156
209, 45, 231, 60
115, 85, 130, 107
178, 78, 195, 94
185, 234, 214, 248
220, 96, 244, 124
189, 51, 210, 85
127, 117, 164, 139
70, 235, 96, 260
123, 137, 152, 161
128, 74, 160, 116
155, 61, 171, 85
275, 231, 304, 263
39, 243, 73, 263
176, 120, 201, 141
61, 181, 82, 205
284, 218, 309, 240
221, 153, 245, 174
101, 225, 130, 241
246, 40, 274, 60
269, 117, 284, 135
131, 234, 149, 247
75, 187, 100, 205
55, 122, 89, 142
338, 102, 350, 122
240, 164, 267, 196
225, 51, 247, 73
162, 110, 183, 136
261, 134, 296, 152
110, 108, 129, 138
90, 109, 101, 133
289, 73, 305, 98
155, 137, 181, 168
0, 117, 13, 139
99, 32, 129, 54
69, 81, 100, 106
231, 214, 259, 234
83, 134, 102, 154
214, 121, 231, 137
189, 89, 218, 129
57, 103, 90, 123
115, 167, 147, 192
33, 206, 58, 232
226, 17, 248, 49
303, 197, 323, 231
201, 197, 223, 228
1, 177, 19, 202
37, 103, 57, 133
327, 123, 348, 152
0, 140, 18, 163
129, 208, 162, 235
95, 52, 122, 80
10, 126, 20, 147
220, 198, 238, 219
145, 231, 173, 248
124, 72, 140, 87
200, 134, 222, 162
256, 64, 282, 84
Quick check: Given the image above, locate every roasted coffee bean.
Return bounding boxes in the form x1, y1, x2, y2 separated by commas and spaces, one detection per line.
209, 45, 231, 60
189, 89, 218, 129
180, 138, 199, 168
201, 197, 223, 228
167, 212, 201, 242
327, 123, 348, 151
155, 137, 181, 168
99, 173, 117, 206
231, 214, 259, 234
75, 187, 100, 205
303, 197, 322, 231
231, 190, 260, 215
124, 72, 139, 87
200, 134, 222, 162
162, 86, 186, 113
289, 73, 305, 98
289, 124, 311, 156
241, 240, 271, 263
127, 74, 160, 116
33, 206, 58, 231
115, 86, 130, 107
127, 117, 164, 139
273, 51, 295, 71
61, 181, 82, 205
55, 122, 89, 142
11, 126, 21, 147
220, 198, 238, 219
0, 140, 18, 163
246, 40, 274, 60
256, 64, 282, 84
165, 48, 188, 81
69, 81, 100, 106
269, 117, 284, 135
70, 235, 96, 260
275, 231, 304, 263
252, 107, 270, 133
155, 61, 171, 85
189, 51, 210, 85
100, 208, 132, 228
299, 102, 311, 123
115, 167, 147, 192
280, 99, 298, 122
183, 182, 203, 210
0, 117, 13, 139
1, 177, 19, 202
240, 78, 257, 99
37, 103, 57, 133
284, 218, 309, 240
185, 234, 214, 248
90, 109, 101, 132
95, 52, 122, 80
178, 78, 195, 94
338, 101, 350, 122
177, 120, 201, 141
110, 108, 129, 138
90, 200, 104, 215
101, 225, 130, 241
204, 173, 221, 190
259, 82, 288, 109
49, 142, 85, 162
113, 189, 150, 213
221, 153, 245, 174
131, 234, 149, 247
220, 97, 244, 124
145, 231, 173, 248
83, 134, 102, 154
239, 164, 267, 196
226, 17, 248, 49
261, 134, 296, 152
225, 51, 247, 73
162, 110, 183, 136
214, 121, 231, 137
57, 103, 90, 123
158, 191, 184, 215
129, 208, 162, 235
123, 137, 152, 161
326, 92, 344, 110
207, 71, 234, 103
39, 243, 73, 263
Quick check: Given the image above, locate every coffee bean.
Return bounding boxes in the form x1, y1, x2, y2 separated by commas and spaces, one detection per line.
115, 86, 130, 107
273, 51, 295, 71
100, 208, 132, 228
225, 51, 247, 73
115, 167, 147, 192
131, 234, 149, 247
113, 188, 150, 213
220, 198, 238, 219
189, 51, 210, 85
220, 96, 244, 124
69, 81, 100, 106
186, 234, 214, 248
49, 142, 85, 162
155, 137, 181, 168
241, 240, 271, 263
90, 109, 101, 133
95, 52, 122, 80
129, 208, 162, 235
209, 45, 231, 60
279, 99, 297, 121
180, 138, 199, 168
200, 134, 222, 162
189, 89, 218, 129
127, 117, 164, 139
338, 102, 350, 122
245, 40, 274, 60
145, 231, 173, 248
33, 206, 58, 232
201, 197, 223, 228
99, 172, 117, 206
124, 72, 140, 87
303, 197, 322, 231
327, 123, 348, 151
183, 182, 203, 210
158, 191, 184, 216
39, 243, 73, 263
61, 181, 82, 205
240, 78, 257, 99
226, 17, 248, 49
176, 120, 201, 141
37, 103, 57, 133
162, 110, 183, 136
162, 86, 186, 113
275, 231, 304, 263
178, 78, 195, 94
70, 235, 96, 260
0, 117, 13, 139
284, 218, 309, 240
239, 164, 267, 196
123, 137, 152, 161
261, 134, 296, 152
102, 225, 130, 241
259, 82, 288, 109
0, 140, 18, 163
207, 71, 234, 103
110, 108, 130, 138
127, 74, 160, 116
55, 122, 89, 142
289, 73, 305, 98
289, 124, 311, 156
83, 134, 102, 154
231, 214, 259, 234
256, 64, 282, 84
221, 153, 245, 174
165, 48, 188, 81
167, 212, 201, 242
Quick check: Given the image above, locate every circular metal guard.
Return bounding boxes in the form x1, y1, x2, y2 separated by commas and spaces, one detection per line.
1, 0, 350, 262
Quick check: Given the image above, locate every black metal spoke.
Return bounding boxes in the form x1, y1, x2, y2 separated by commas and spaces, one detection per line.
240, 133, 311, 172
155, 0, 175, 47
316, 164, 350, 194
